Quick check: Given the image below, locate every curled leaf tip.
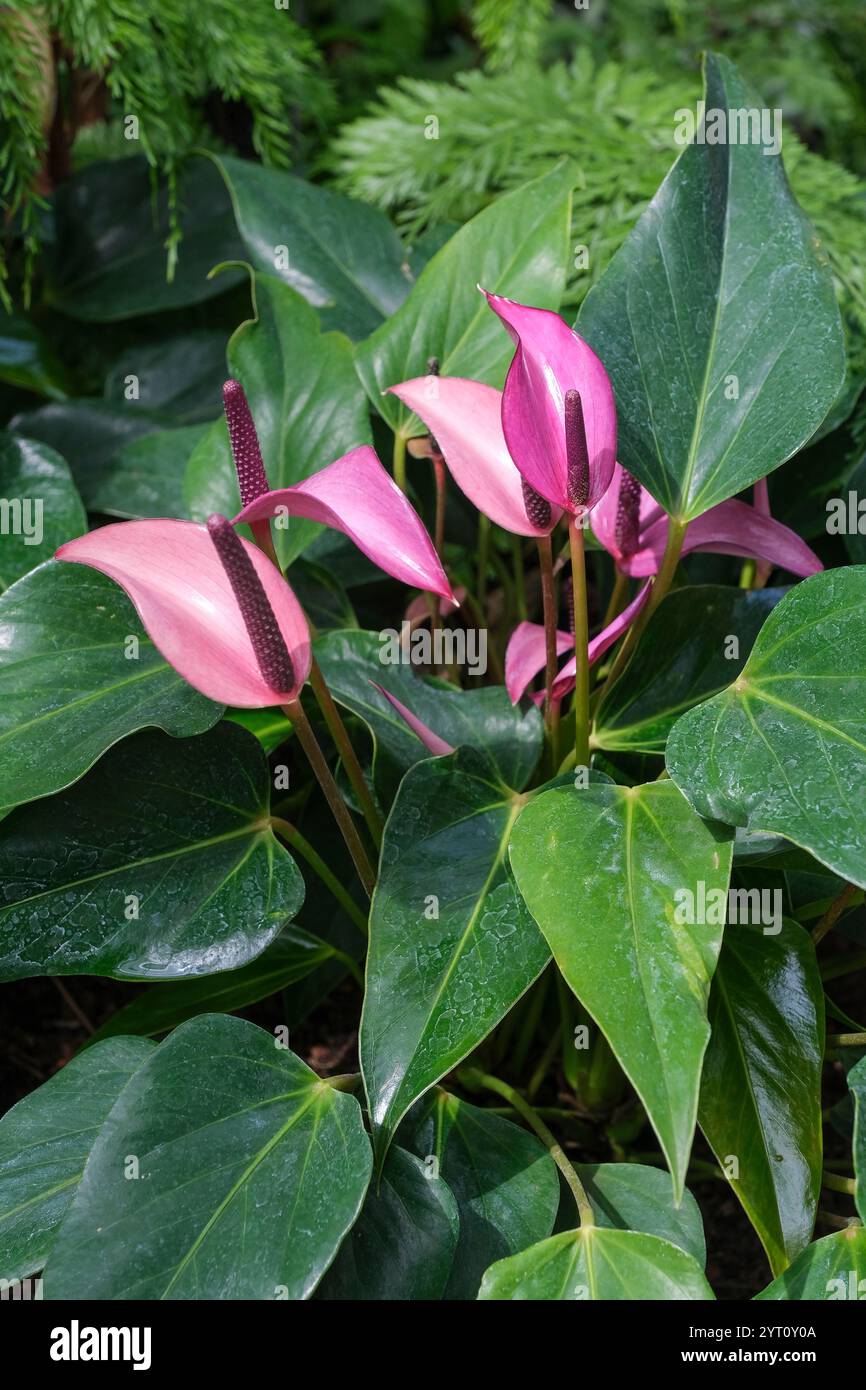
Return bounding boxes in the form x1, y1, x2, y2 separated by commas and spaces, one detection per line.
222, 378, 270, 507
564, 389, 590, 510
206, 514, 296, 694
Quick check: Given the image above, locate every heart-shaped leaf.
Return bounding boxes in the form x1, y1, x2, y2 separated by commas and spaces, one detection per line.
593, 586, 784, 754
400, 1090, 560, 1299
0, 561, 221, 814
185, 274, 372, 567
699, 920, 824, 1276
578, 1163, 706, 1265
755, 1226, 866, 1300
361, 749, 550, 1163
83, 927, 336, 1045
478, 1226, 714, 1300
45, 156, 245, 321
509, 780, 734, 1198
211, 154, 412, 340
0, 433, 86, 592
41, 1015, 372, 1300
0, 723, 304, 981
314, 628, 543, 801
355, 161, 575, 437
577, 53, 845, 521
317, 1146, 459, 1301
667, 567, 866, 888
0, 1037, 155, 1282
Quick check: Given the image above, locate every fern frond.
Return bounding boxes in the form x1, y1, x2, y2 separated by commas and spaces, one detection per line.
471, 0, 554, 71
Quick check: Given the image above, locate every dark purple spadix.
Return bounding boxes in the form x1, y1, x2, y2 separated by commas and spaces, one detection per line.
206, 514, 295, 694
222, 379, 270, 507
564, 389, 590, 510
615, 468, 642, 560
521, 476, 552, 530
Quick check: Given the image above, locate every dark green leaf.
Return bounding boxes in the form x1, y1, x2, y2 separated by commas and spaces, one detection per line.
478, 1226, 714, 1300
355, 161, 575, 436
578, 54, 844, 521
0, 1038, 155, 1282
0, 315, 71, 399
579, 1163, 706, 1265
317, 1146, 459, 1301
755, 1226, 866, 1300
42, 1015, 371, 1299
401, 1089, 559, 1299
593, 586, 784, 754
0, 434, 86, 592
699, 920, 824, 1275
10, 400, 160, 510
212, 154, 411, 340
667, 567, 866, 888
84, 927, 335, 1045
361, 749, 550, 1162
103, 332, 227, 425
86, 424, 206, 520
185, 274, 372, 568
315, 628, 543, 801
0, 723, 304, 981
849, 1056, 866, 1224
509, 780, 734, 1198
0, 561, 221, 814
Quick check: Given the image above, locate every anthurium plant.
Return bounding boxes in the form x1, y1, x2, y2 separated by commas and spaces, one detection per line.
1, 52, 865, 1306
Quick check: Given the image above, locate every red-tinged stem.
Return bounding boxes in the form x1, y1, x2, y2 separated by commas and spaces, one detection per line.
812, 881, 857, 945
568, 515, 590, 767
283, 697, 376, 899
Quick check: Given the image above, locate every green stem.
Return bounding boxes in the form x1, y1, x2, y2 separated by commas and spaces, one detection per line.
602, 567, 628, 629
309, 657, 383, 849
568, 516, 590, 767
812, 881, 857, 945
269, 817, 369, 938
512, 535, 527, 621
477, 513, 490, 610
393, 432, 407, 493
597, 518, 687, 702
537, 535, 559, 729
461, 1068, 595, 1226
822, 1170, 857, 1195
283, 697, 375, 898
828, 1032, 866, 1048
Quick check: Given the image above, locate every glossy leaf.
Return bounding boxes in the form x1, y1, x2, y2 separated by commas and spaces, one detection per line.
42, 1015, 372, 1300
0, 1037, 155, 1282
86, 424, 206, 520
10, 400, 160, 509
103, 332, 228, 425
185, 274, 372, 567
849, 1055, 866, 1224
577, 54, 844, 521
401, 1089, 560, 1299
84, 927, 335, 1045
478, 1226, 714, 1300
699, 920, 824, 1276
509, 780, 734, 1197
579, 1163, 706, 1265
356, 162, 574, 436
0, 433, 86, 592
211, 154, 412, 340
0, 723, 304, 981
755, 1226, 866, 1300
0, 561, 221, 814
361, 749, 550, 1162
0, 314, 71, 398
315, 628, 543, 801
593, 586, 784, 754
45, 157, 245, 321
667, 567, 866, 888
317, 1146, 459, 1301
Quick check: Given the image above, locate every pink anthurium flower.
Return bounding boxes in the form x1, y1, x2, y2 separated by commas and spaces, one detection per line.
57, 516, 312, 707
483, 291, 617, 516
234, 443, 455, 604
592, 463, 823, 579
388, 376, 561, 538
504, 582, 652, 705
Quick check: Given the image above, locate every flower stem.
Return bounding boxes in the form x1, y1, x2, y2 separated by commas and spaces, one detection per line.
812, 881, 857, 945
827, 1032, 866, 1048
568, 516, 590, 767
269, 817, 369, 937
537, 535, 559, 730
282, 697, 376, 898
308, 657, 383, 848
461, 1068, 595, 1226
393, 432, 407, 493
597, 517, 687, 703
822, 1171, 857, 1195
512, 535, 527, 621
477, 513, 490, 610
